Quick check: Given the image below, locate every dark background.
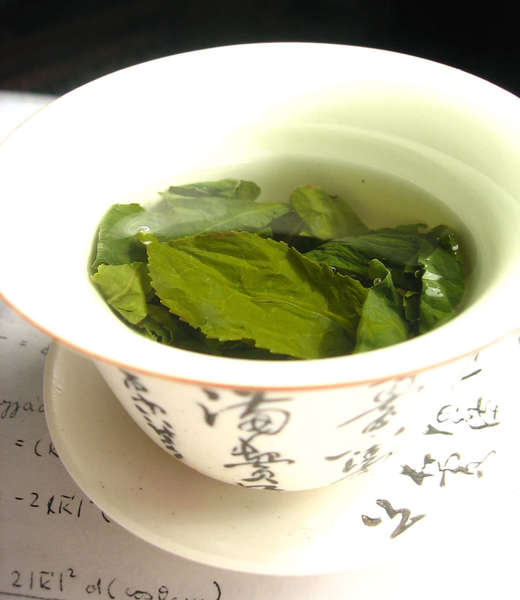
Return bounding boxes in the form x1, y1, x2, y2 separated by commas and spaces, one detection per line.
1, 0, 518, 97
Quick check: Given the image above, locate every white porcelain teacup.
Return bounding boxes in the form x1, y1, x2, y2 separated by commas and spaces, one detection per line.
1, 43, 519, 490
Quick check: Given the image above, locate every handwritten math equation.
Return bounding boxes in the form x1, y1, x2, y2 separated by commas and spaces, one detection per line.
12, 490, 111, 523
12, 436, 59, 458
0, 398, 45, 421
1, 568, 222, 600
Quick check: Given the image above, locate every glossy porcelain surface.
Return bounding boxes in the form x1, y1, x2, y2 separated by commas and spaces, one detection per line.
44, 341, 514, 572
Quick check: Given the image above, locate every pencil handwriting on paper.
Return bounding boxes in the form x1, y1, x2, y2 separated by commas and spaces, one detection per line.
7, 567, 78, 594
361, 499, 426, 538
2, 567, 223, 600
12, 437, 59, 458
12, 492, 111, 523
0, 397, 45, 420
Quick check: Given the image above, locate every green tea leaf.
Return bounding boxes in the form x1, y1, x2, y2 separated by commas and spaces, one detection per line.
305, 225, 429, 288
146, 232, 368, 359
388, 265, 422, 293
270, 207, 306, 238
427, 225, 462, 257
147, 195, 289, 240
207, 339, 294, 360
92, 195, 289, 272
89, 174, 467, 360
336, 224, 427, 267
91, 262, 151, 324
90, 203, 148, 269
304, 241, 372, 283
137, 303, 228, 354
290, 184, 368, 239
91, 181, 286, 271
418, 238, 465, 333
166, 178, 261, 200
137, 303, 181, 343
402, 289, 421, 334
354, 259, 409, 353
270, 207, 323, 252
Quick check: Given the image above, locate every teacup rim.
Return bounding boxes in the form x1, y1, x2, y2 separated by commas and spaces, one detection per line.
3, 287, 518, 390
1, 42, 520, 389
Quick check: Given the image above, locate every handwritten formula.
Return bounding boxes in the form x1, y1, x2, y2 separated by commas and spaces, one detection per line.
1, 568, 222, 600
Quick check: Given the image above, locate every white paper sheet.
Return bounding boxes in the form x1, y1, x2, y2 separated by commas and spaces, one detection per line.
1, 93, 519, 599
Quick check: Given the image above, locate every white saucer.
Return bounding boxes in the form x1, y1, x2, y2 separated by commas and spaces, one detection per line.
43, 341, 516, 575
